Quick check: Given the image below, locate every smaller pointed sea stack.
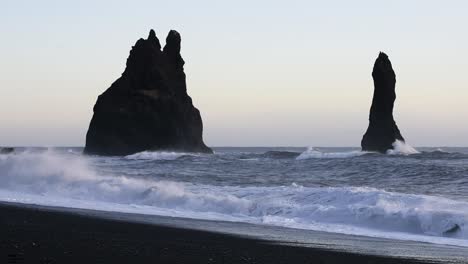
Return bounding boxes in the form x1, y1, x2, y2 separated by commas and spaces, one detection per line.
84, 30, 212, 155
361, 52, 405, 153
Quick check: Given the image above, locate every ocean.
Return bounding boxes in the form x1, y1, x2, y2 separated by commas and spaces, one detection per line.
1, 144, 468, 258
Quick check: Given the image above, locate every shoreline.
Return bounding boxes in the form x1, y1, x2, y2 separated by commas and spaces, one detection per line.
0, 201, 456, 264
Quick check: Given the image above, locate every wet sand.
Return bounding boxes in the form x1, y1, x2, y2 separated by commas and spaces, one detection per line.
0, 202, 448, 263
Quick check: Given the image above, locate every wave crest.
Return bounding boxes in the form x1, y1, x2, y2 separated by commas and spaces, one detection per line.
125, 151, 199, 160
1, 151, 468, 247
296, 147, 368, 160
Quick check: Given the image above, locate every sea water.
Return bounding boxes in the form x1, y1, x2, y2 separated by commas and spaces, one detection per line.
1, 144, 468, 248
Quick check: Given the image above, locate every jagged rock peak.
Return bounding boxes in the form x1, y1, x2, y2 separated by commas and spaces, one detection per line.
148, 29, 157, 39
164, 30, 181, 54
378, 51, 388, 59
147, 29, 161, 49
161, 30, 184, 70
84, 29, 212, 156
373, 52, 395, 79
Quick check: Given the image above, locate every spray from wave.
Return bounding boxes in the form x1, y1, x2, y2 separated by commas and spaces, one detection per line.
387, 140, 420, 155
1, 150, 468, 247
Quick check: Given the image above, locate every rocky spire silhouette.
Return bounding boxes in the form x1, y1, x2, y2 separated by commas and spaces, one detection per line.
84, 29, 212, 155
361, 52, 405, 153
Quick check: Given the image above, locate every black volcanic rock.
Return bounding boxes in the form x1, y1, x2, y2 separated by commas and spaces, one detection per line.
361, 52, 405, 153
84, 30, 212, 156
0, 147, 14, 154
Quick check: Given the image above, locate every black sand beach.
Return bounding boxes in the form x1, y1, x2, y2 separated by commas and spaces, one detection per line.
0, 202, 457, 264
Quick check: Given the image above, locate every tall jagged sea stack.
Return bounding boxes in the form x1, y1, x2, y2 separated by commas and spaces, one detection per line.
84, 30, 212, 155
361, 52, 405, 153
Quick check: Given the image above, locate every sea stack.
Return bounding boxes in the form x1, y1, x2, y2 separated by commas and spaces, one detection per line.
84, 29, 212, 155
361, 52, 405, 153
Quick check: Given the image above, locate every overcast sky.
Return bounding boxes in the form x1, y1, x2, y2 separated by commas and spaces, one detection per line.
0, 0, 467, 147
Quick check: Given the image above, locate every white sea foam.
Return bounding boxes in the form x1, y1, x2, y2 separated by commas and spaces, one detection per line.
125, 151, 198, 160
435, 148, 449, 153
296, 147, 368, 160
387, 140, 419, 155
1, 151, 468, 247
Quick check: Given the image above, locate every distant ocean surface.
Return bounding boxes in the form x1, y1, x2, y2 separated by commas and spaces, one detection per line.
1, 145, 468, 248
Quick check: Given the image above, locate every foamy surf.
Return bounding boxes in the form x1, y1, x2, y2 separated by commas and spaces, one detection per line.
296, 147, 368, 159
296, 140, 419, 159
125, 151, 199, 160
1, 150, 468, 247
387, 140, 420, 155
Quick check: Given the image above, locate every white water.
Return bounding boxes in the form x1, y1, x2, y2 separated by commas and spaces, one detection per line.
125, 151, 198, 160
297, 140, 419, 159
1, 150, 468, 247
296, 147, 368, 159
387, 140, 420, 155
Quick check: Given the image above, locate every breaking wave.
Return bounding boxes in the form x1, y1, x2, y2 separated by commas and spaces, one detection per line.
296, 147, 368, 160
297, 141, 422, 160
261, 151, 301, 159
1, 151, 468, 247
387, 140, 420, 155
125, 151, 199, 160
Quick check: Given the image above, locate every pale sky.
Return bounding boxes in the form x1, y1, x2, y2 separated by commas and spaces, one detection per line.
0, 0, 467, 147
